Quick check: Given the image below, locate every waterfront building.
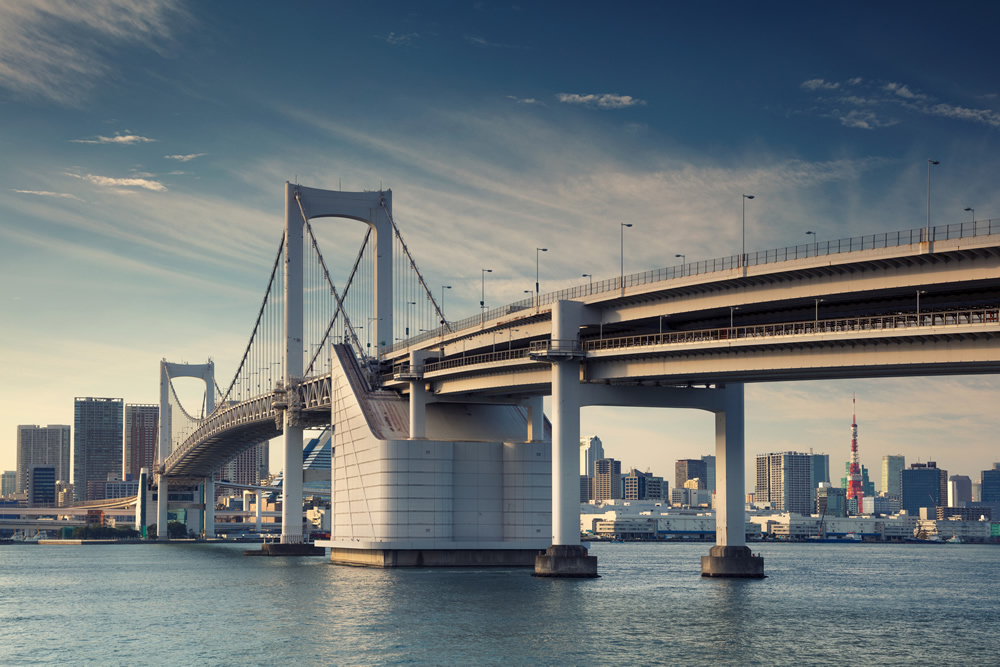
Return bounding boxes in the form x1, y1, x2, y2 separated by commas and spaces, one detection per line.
755, 451, 812, 515
1, 470, 15, 497
862, 495, 899, 515
901, 462, 948, 515
671, 487, 712, 508
123, 404, 158, 482
623, 469, 664, 501
580, 475, 593, 503
675, 459, 707, 490
16, 424, 71, 494
73, 397, 124, 502
27, 464, 57, 506
972, 482, 981, 503
817, 482, 847, 517
105, 474, 140, 500
55, 481, 74, 507
593, 458, 622, 502
937, 506, 991, 521
700, 455, 716, 492
881, 454, 905, 498
948, 475, 972, 507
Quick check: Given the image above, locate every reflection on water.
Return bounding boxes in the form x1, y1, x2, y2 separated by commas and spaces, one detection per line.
1, 542, 998, 665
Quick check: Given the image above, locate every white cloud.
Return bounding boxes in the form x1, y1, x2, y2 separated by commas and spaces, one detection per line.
71, 133, 157, 144
12, 189, 83, 201
884, 82, 926, 100
0, 0, 183, 106
165, 153, 207, 162
801, 78, 840, 91
506, 95, 542, 105
384, 32, 418, 45
847, 77, 863, 85
833, 109, 897, 130
65, 172, 167, 192
557, 93, 646, 109
465, 35, 525, 49
926, 102, 1000, 128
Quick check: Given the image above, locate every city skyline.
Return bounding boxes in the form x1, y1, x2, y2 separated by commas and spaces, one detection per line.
2, 2, 1000, 486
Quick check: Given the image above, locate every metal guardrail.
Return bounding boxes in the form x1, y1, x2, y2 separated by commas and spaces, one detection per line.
383, 307, 1000, 382
384, 219, 999, 356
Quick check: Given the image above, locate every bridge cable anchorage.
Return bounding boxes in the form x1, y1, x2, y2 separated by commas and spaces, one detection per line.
271, 377, 303, 429
295, 191, 369, 369
379, 197, 451, 332
217, 232, 286, 409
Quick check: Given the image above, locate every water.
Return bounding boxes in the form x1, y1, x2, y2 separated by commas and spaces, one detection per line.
2, 542, 998, 665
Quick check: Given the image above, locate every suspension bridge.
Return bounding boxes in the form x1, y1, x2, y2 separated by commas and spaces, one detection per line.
151, 182, 1000, 576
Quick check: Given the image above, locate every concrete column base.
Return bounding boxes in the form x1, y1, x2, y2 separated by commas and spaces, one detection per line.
533, 545, 599, 578
245, 543, 326, 557
700, 545, 765, 578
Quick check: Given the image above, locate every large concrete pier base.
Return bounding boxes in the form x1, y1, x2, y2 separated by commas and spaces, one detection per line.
700, 545, 765, 578
534, 545, 599, 578
328, 548, 538, 568
245, 543, 326, 557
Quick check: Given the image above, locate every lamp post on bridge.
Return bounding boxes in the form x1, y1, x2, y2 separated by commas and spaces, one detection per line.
730, 306, 739, 329
440, 285, 451, 328
965, 206, 975, 227
535, 248, 547, 312
814, 298, 824, 328
620, 223, 632, 297
926, 159, 940, 243
406, 301, 416, 338
916, 290, 927, 324
675, 254, 685, 277
582, 274, 593, 295
806, 230, 817, 258
741, 194, 755, 268
508, 328, 520, 351
480, 268, 492, 325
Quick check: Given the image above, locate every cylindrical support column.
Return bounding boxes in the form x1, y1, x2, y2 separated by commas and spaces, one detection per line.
551, 359, 581, 546
282, 181, 304, 545
281, 424, 304, 544
526, 395, 544, 442
157, 475, 169, 541
203, 477, 215, 539
702, 383, 763, 577
714, 383, 745, 549
256, 491, 263, 533
409, 381, 427, 439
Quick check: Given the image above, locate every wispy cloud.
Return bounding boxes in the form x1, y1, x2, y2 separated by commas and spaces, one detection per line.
506, 95, 543, 105
801, 77, 1000, 129
0, 0, 184, 106
557, 93, 646, 109
383, 32, 418, 45
12, 189, 84, 201
65, 172, 167, 192
465, 35, 525, 49
165, 153, 207, 162
71, 133, 157, 145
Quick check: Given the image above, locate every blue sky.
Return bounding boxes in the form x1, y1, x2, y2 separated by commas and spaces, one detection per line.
2, 1, 999, 487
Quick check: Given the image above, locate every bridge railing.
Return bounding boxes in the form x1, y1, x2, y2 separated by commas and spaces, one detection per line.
385, 218, 999, 356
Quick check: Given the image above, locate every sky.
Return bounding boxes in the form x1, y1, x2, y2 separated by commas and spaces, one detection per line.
2, 1, 1000, 489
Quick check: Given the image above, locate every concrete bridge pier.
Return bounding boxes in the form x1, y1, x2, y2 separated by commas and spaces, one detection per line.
701, 383, 764, 578
535, 301, 597, 577
203, 477, 215, 539
156, 474, 169, 541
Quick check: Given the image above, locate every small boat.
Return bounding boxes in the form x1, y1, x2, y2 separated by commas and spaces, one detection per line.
946, 533, 965, 544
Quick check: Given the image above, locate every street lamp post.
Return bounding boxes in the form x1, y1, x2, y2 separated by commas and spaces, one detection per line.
535, 248, 547, 311
508, 328, 519, 351
675, 254, 685, 277
620, 223, 633, 297
965, 206, 975, 227
814, 298, 824, 328
441, 285, 451, 328
916, 290, 927, 324
730, 306, 739, 329
406, 301, 416, 338
659, 314, 668, 337
926, 159, 940, 243
806, 230, 817, 257
742, 194, 755, 268
582, 274, 593, 295
480, 268, 492, 325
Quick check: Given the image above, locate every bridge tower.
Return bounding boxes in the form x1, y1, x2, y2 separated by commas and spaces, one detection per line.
281, 183, 394, 545
154, 360, 216, 541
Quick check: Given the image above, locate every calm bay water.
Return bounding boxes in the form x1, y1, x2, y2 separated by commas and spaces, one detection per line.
1, 542, 998, 665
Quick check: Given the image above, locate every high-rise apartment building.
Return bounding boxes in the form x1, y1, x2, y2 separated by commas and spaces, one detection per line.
16, 424, 70, 493
124, 404, 159, 481
756, 451, 813, 514
881, 454, 905, 497
810, 453, 830, 505
901, 462, 948, 515
593, 458, 622, 502
675, 459, 708, 490
216, 443, 269, 487
27, 465, 57, 506
73, 397, 124, 502
580, 436, 604, 476
948, 475, 972, 507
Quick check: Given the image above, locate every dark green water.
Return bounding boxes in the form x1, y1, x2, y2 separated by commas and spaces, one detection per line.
1, 542, 997, 665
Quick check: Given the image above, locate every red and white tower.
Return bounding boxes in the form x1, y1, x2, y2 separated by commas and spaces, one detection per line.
847, 394, 864, 514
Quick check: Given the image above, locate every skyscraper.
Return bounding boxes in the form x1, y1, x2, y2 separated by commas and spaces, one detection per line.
947, 475, 972, 507
73, 397, 124, 502
593, 458, 622, 502
124, 404, 159, 481
981, 467, 1000, 505
700, 455, 716, 492
755, 451, 813, 514
580, 436, 604, 476
16, 425, 70, 494
623, 469, 665, 501
809, 453, 830, 505
901, 462, 947, 515
1, 470, 15, 497
881, 454, 905, 498
675, 459, 708, 490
